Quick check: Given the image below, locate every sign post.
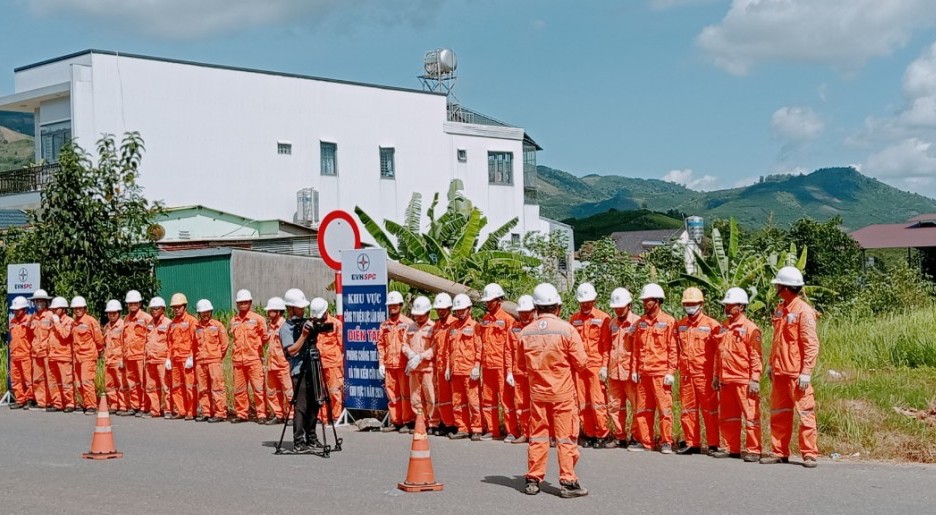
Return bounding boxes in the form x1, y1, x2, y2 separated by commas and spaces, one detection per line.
340, 248, 388, 413
3, 263, 40, 406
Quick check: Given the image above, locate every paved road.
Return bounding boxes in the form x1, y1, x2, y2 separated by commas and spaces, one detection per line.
1, 408, 933, 514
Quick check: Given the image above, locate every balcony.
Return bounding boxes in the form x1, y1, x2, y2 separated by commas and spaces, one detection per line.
0, 163, 59, 196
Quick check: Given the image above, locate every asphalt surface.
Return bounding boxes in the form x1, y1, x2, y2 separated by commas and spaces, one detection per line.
1, 408, 933, 514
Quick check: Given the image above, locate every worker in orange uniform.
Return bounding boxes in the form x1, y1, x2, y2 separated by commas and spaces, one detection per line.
144, 297, 172, 418
519, 283, 589, 498
569, 282, 613, 448
229, 289, 268, 423
167, 293, 197, 420
403, 296, 436, 429
506, 294, 536, 443
430, 293, 456, 436
8, 296, 34, 409
263, 297, 292, 425
70, 296, 103, 414
309, 297, 344, 424
675, 287, 722, 456
761, 267, 820, 468
47, 296, 76, 412
629, 283, 678, 453
711, 287, 762, 462
102, 300, 128, 414
121, 290, 151, 417
479, 283, 516, 440
28, 289, 54, 410
606, 288, 640, 448
194, 299, 229, 422
446, 293, 483, 440
378, 291, 414, 432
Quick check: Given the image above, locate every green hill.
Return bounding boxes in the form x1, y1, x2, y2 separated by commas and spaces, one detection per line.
0, 126, 34, 171
562, 209, 684, 248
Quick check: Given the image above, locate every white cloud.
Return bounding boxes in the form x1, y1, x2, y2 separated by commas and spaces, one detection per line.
771, 106, 824, 142
649, 0, 722, 10
863, 138, 936, 196
25, 0, 443, 39
663, 168, 719, 190
732, 176, 759, 188
697, 0, 936, 75
531, 19, 547, 30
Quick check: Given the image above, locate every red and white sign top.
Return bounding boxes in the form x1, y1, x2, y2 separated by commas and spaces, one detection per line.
318, 210, 361, 271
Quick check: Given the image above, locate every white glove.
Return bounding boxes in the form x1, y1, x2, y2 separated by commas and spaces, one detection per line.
378, 364, 386, 379
470, 366, 480, 381
797, 374, 811, 391
445, 368, 451, 382
404, 348, 416, 359
184, 356, 193, 369
631, 372, 639, 383
405, 354, 422, 374
599, 367, 608, 382
663, 374, 675, 386
118, 360, 124, 370
52, 314, 61, 324
164, 359, 172, 371
748, 380, 760, 395
506, 373, 515, 387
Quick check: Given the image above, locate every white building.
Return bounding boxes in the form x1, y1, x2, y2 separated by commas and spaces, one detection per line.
0, 49, 558, 245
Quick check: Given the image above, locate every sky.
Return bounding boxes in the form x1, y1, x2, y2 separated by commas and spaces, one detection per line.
3, 0, 936, 198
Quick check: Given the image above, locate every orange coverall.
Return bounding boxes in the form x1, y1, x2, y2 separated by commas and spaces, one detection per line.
230, 311, 268, 420
676, 313, 721, 449
430, 314, 456, 429
569, 308, 612, 439
519, 314, 588, 483
30, 311, 55, 408
103, 319, 127, 412
403, 318, 436, 423
480, 308, 516, 437
123, 310, 152, 412
265, 317, 293, 420
447, 316, 482, 434
608, 311, 640, 442
9, 312, 34, 405
717, 315, 763, 455
145, 314, 172, 416
631, 310, 678, 448
769, 296, 820, 459
196, 318, 229, 418
315, 314, 344, 423
168, 312, 198, 417
507, 320, 532, 438
378, 315, 415, 426
48, 314, 75, 410
71, 313, 104, 410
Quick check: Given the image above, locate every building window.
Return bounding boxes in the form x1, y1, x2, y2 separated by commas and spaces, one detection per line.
488, 151, 513, 185
457, 149, 467, 162
380, 147, 395, 179
511, 233, 520, 246
321, 142, 337, 176
40, 120, 71, 164
277, 142, 292, 155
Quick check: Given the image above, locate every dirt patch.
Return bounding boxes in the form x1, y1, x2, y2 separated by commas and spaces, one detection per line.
844, 399, 877, 423
893, 406, 936, 427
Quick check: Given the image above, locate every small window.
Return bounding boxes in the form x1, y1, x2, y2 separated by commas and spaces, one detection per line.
321, 142, 337, 176
380, 147, 395, 179
511, 233, 520, 246
457, 149, 467, 162
277, 142, 292, 155
488, 151, 513, 185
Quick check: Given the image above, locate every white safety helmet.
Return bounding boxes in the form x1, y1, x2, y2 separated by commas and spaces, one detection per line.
195, 299, 214, 313
235, 289, 253, 303
284, 288, 310, 308
309, 297, 328, 319
609, 288, 633, 309
639, 283, 666, 300
50, 296, 69, 310
386, 291, 404, 306
433, 293, 453, 310
264, 297, 286, 311
411, 296, 432, 316
721, 287, 749, 305
104, 299, 122, 313
149, 297, 167, 309
516, 295, 535, 313
125, 290, 143, 304
533, 283, 562, 306
771, 266, 805, 287
452, 293, 472, 311
575, 282, 598, 303
29, 289, 52, 301
480, 283, 506, 302
70, 296, 88, 309
10, 296, 29, 311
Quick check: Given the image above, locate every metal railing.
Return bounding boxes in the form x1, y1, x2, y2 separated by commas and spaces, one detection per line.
0, 163, 59, 196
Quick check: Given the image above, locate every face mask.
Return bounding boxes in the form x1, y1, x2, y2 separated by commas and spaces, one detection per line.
684, 305, 701, 316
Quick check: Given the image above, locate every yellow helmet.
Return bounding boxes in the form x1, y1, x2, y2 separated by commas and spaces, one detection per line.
681, 287, 704, 304
169, 293, 188, 307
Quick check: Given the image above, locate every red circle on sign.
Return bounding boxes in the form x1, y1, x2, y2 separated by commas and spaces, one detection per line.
318, 210, 362, 270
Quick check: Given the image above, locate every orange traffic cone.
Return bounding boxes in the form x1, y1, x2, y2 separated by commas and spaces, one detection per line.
82, 396, 123, 460
398, 413, 443, 492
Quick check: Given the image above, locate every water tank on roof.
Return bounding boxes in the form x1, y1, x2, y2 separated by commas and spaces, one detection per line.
424, 48, 457, 77
686, 216, 704, 244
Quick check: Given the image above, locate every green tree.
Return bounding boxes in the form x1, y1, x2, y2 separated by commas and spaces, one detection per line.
786, 216, 863, 299
576, 237, 649, 313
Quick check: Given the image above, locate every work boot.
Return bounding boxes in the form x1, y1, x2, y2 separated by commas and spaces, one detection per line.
9, 403, 22, 410
617, 439, 628, 448
512, 435, 528, 444
184, 415, 194, 421
706, 446, 722, 456
559, 481, 589, 499
660, 443, 673, 454
676, 446, 700, 456
266, 417, 284, 425
759, 454, 789, 465
46, 407, 59, 413
165, 412, 177, 419
627, 442, 648, 452
195, 416, 208, 422
230, 417, 248, 424
309, 437, 325, 449
803, 456, 818, 468
115, 409, 131, 416
141, 412, 153, 419
600, 437, 618, 449
293, 442, 312, 454
449, 432, 470, 440
429, 427, 439, 436
85, 408, 97, 416
743, 453, 761, 463
470, 433, 482, 442
380, 424, 397, 433
63, 407, 75, 413
524, 478, 541, 496
711, 450, 742, 459
479, 432, 493, 441
207, 417, 225, 423
398, 425, 411, 434
504, 434, 516, 443
134, 410, 143, 417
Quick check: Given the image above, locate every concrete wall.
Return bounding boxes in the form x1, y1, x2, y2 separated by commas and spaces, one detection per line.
230, 249, 334, 307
